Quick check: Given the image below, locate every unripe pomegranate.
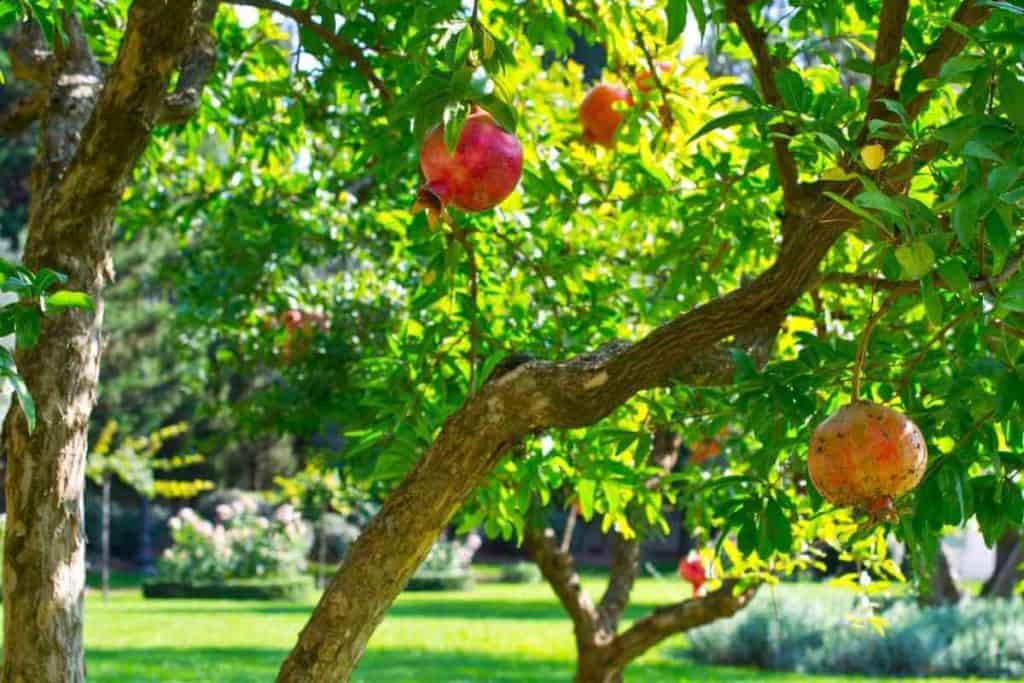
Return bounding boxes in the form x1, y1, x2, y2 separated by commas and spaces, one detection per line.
808, 402, 927, 511
417, 110, 523, 215
580, 83, 633, 147
635, 61, 672, 94
678, 555, 706, 594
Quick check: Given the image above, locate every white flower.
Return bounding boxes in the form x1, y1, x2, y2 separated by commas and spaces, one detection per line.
168, 517, 182, 531
275, 504, 296, 524
466, 533, 482, 552
256, 518, 270, 529
179, 507, 196, 520
215, 504, 233, 521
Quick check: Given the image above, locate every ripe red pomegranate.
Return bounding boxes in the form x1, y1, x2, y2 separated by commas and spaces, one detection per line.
678, 555, 706, 594
580, 83, 633, 147
808, 402, 927, 512
416, 110, 523, 218
635, 61, 672, 94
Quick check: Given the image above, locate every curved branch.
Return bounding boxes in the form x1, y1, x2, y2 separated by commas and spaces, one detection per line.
523, 526, 600, 645
228, 0, 392, 101
159, 0, 221, 125
8, 20, 54, 85
725, 0, 800, 206
863, 0, 910, 134
597, 532, 639, 634
608, 580, 756, 669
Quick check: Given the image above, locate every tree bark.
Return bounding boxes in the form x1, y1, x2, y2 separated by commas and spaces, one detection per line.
101, 473, 111, 601
1, 4, 212, 681
925, 546, 962, 606
981, 530, 1022, 599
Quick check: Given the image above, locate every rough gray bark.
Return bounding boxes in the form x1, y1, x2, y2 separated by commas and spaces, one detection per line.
1, 3, 215, 681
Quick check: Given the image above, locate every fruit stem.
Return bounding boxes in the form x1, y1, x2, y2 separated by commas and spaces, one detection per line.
851, 292, 897, 403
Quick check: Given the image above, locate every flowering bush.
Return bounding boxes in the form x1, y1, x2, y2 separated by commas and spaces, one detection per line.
156, 496, 311, 583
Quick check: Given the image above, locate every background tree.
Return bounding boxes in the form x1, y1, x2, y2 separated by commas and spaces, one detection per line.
85, 420, 211, 600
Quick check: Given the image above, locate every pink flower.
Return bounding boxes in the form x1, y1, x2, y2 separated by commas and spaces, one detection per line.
216, 504, 233, 521
275, 504, 296, 524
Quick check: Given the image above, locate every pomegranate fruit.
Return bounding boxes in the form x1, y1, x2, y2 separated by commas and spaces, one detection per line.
580, 83, 633, 147
808, 402, 927, 511
416, 110, 523, 218
678, 555, 706, 594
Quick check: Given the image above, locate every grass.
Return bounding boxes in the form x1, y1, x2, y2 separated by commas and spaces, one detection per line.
4, 570, 978, 682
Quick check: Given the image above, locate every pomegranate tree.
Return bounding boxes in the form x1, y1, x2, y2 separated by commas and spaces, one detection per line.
808, 402, 927, 513
415, 110, 523, 220
579, 83, 633, 147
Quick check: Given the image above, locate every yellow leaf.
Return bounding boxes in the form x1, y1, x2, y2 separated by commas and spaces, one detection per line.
860, 144, 885, 171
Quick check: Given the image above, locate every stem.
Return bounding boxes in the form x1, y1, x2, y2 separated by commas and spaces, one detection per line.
851, 293, 897, 402
471, 0, 480, 23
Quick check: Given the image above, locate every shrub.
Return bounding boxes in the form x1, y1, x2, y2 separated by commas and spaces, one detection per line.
141, 576, 312, 601
406, 533, 481, 592
684, 587, 1024, 679
154, 496, 311, 584
498, 561, 542, 584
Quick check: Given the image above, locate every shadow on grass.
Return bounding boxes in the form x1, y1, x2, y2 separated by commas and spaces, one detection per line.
85, 646, 771, 683
124, 597, 667, 622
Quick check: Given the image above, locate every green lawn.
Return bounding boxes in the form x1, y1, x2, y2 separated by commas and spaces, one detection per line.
4, 572, 974, 682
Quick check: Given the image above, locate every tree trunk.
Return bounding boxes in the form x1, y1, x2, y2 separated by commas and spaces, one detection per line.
317, 506, 328, 590
981, 530, 1022, 598
101, 472, 111, 601
574, 650, 622, 683
1, 4, 211, 680
925, 546, 962, 606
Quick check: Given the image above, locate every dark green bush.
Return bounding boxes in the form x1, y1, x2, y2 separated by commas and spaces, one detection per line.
498, 561, 542, 584
142, 576, 312, 601
405, 571, 475, 592
684, 588, 1024, 679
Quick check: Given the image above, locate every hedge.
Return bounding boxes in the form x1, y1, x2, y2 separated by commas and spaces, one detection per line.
405, 571, 474, 592
142, 576, 312, 601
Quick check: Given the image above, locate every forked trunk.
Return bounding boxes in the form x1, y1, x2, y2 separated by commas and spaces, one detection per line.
574, 648, 622, 683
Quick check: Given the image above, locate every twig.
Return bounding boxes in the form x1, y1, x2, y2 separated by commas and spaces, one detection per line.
228, 0, 392, 100
851, 292, 897, 402
861, 0, 909, 141
724, 0, 800, 207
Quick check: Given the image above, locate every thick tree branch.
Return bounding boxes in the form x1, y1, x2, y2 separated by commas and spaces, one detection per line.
863, 0, 910, 135
725, 0, 800, 206
229, 0, 392, 100
607, 580, 756, 669
159, 0, 221, 125
277, 192, 855, 681
596, 532, 639, 635
524, 527, 600, 645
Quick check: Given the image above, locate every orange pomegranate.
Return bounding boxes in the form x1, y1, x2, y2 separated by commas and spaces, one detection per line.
580, 83, 633, 147
678, 555, 706, 594
808, 402, 927, 511
635, 61, 672, 94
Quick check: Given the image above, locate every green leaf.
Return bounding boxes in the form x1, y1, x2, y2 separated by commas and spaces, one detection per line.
477, 93, 517, 133
894, 241, 935, 279
449, 26, 473, 69
774, 69, 807, 111
978, 0, 1024, 17
45, 290, 94, 312
823, 191, 888, 232
999, 68, 1024, 127
937, 258, 971, 293
996, 370, 1022, 419
689, 108, 766, 143
765, 498, 793, 552
689, 0, 707, 37
9, 373, 35, 433
666, 0, 687, 43
921, 278, 943, 326
952, 187, 982, 246
576, 479, 596, 520
442, 101, 470, 153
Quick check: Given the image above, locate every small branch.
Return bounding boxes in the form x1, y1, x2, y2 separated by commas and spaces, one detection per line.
862, 0, 910, 138
0, 90, 46, 137
158, 0, 221, 125
629, 13, 674, 129
523, 526, 598, 644
9, 20, 54, 85
608, 580, 756, 669
823, 245, 1024, 297
725, 0, 800, 206
229, 0, 392, 100
597, 532, 639, 635
851, 292, 897, 402
559, 504, 577, 553
907, 0, 991, 121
